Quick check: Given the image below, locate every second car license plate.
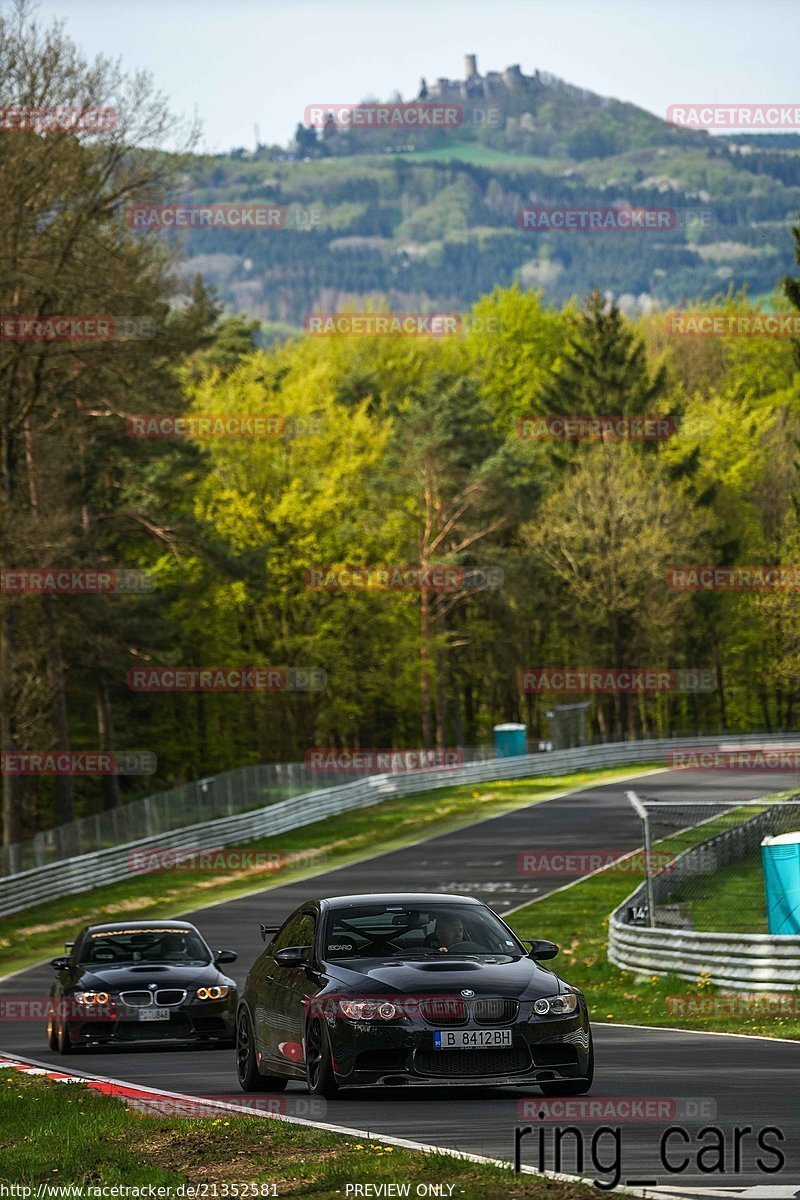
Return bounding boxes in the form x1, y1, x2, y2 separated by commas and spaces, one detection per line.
433, 1028, 512, 1048
138, 1007, 170, 1021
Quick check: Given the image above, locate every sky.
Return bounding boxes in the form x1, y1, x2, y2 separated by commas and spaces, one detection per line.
24, 0, 800, 154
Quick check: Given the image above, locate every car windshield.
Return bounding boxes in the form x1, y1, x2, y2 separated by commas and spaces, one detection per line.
322, 903, 525, 961
79, 928, 212, 966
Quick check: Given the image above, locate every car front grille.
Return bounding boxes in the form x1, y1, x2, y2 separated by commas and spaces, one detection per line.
119, 989, 187, 1008
415, 1047, 530, 1077
119, 991, 153, 1007
418, 997, 519, 1026
473, 998, 519, 1025
419, 998, 468, 1025
155, 989, 187, 1006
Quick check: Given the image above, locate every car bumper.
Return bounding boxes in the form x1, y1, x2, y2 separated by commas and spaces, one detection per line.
325, 1011, 591, 1088
63, 1003, 236, 1047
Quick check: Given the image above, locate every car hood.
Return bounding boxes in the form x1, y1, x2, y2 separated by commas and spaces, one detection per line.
72, 964, 232, 990
325, 956, 565, 1000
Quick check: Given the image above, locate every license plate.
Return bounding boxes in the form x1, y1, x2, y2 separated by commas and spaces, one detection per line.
433, 1029, 512, 1049
138, 1008, 170, 1021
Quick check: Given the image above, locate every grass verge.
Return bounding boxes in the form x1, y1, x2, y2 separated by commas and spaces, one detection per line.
1, 763, 662, 979
0, 1069, 589, 1197
508, 801, 800, 1040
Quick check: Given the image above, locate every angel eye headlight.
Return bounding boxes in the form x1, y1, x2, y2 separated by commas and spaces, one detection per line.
533, 992, 578, 1017
339, 999, 398, 1020
74, 991, 110, 1005
196, 986, 229, 1001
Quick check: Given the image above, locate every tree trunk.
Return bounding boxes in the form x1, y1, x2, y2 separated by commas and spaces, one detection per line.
42, 592, 73, 825
96, 684, 122, 809
435, 607, 446, 750
24, 419, 74, 825
420, 588, 432, 746
0, 420, 20, 849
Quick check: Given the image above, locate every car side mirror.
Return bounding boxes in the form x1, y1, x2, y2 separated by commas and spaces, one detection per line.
215, 949, 238, 964
50, 956, 70, 971
275, 946, 308, 968
526, 939, 559, 961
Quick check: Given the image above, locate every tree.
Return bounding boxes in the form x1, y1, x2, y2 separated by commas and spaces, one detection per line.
538, 289, 669, 431
523, 446, 710, 739
0, 0, 198, 844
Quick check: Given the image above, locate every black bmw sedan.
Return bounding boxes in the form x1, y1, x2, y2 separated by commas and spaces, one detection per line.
236, 893, 593, 1097
47, 919, 238, 1052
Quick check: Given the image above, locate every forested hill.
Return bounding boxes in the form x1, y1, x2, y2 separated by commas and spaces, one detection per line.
161, 63, 800, 328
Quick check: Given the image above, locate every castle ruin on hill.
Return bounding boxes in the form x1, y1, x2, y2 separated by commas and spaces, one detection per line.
420, 54, 542, 102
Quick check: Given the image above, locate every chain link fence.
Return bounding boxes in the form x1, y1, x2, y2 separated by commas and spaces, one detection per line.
624, 791, 800, 932
0, 748, 500, 877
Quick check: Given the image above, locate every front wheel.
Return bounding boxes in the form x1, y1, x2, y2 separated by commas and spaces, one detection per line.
236, 1008, 288, 1092
56, 1013, 72, 1055
46, 1002, 59, 1051
306, 1018, 339, 1098
539, 1034, 593, 1096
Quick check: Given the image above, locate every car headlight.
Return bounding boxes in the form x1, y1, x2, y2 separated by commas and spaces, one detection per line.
74, 991, 110, 1005
196, 986, 230, 1001
533, 992, 578, 1017
339, 999, 398, 1021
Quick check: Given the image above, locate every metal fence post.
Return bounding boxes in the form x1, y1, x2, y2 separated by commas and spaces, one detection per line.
625, 790, 656, 929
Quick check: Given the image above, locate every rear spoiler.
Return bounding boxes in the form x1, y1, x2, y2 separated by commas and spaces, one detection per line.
260, 923, 279, 943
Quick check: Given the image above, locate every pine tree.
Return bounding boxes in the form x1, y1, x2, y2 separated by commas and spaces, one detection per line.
538, 289, 667, 422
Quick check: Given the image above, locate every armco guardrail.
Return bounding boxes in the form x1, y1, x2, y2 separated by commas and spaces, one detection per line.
609, 920, 800, 992
0, 733, 794, 920
609, 802, 800, 992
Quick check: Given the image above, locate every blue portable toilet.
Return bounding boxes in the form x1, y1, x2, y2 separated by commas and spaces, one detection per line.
761, 832, 800, 935
493, 723, 527, 758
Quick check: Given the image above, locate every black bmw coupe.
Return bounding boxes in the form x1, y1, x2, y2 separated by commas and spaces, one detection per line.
47, 919, 238, 1052
236, 893, 593, 1096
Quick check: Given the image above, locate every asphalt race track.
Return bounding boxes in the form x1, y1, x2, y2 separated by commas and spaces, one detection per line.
3, 767, 800, 1196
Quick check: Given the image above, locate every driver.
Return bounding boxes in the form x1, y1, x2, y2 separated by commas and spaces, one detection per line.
433, 913, 465, 951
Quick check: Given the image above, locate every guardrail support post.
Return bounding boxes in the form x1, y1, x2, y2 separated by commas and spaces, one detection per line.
626, 790, 656, 929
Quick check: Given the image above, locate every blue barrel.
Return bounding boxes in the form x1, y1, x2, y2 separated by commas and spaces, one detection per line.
761, 832, 800, 935
493, 723, 527, 758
